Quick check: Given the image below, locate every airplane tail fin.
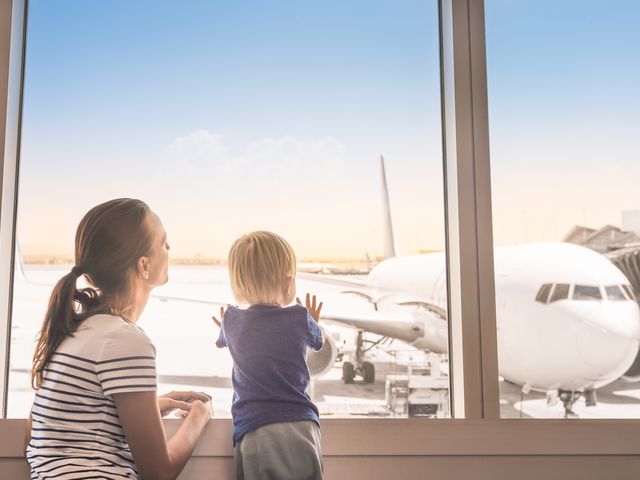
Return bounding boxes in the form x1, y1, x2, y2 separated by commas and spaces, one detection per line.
380, 155, 398, 259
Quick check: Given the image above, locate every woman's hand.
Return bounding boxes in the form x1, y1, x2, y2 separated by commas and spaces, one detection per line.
297, 293, 323, 322
211, 306, 225, 328
186, 398, 213, 420
114, 391, 211, 480
157, 391, 212, 417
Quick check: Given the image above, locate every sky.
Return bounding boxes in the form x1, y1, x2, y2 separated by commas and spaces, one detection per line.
15, 0, 640, 259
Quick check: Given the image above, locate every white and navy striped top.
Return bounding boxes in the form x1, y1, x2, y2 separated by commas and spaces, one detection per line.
26, 314, 158, 480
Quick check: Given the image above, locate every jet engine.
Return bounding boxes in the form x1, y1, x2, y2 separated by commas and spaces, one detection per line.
307, 326, 339, 378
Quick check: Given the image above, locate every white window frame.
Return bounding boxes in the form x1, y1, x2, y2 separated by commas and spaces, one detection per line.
3, 1, 640, 463
0, 0, 25, 417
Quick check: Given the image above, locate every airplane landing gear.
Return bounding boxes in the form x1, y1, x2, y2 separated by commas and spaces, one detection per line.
559, 390, 582, 418
342, 362, 356, 383
341, 331, 384, 384
362, 361, 375, 383
341, 360, 375, 384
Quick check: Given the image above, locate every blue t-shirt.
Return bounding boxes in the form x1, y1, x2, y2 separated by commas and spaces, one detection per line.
216, 304, 324, 445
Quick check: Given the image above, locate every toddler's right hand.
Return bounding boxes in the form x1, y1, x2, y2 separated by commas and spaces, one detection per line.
211, 306, 225, 328
297, 293, 323, 323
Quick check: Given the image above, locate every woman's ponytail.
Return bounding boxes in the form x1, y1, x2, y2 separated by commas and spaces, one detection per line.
31, 272, 81, 389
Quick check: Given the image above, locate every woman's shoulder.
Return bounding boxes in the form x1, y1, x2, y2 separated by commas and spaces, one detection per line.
75, 314, 155, 352
54, 314, 155, 367
80, 313, 144, 335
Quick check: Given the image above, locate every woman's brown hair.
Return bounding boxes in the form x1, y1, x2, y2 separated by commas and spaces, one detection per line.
31, 198, 154, 389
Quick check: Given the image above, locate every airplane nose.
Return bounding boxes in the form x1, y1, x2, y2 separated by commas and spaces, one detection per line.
579, 306, 640, 340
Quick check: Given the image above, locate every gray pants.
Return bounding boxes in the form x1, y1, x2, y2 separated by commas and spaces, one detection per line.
234, 421, 323, 480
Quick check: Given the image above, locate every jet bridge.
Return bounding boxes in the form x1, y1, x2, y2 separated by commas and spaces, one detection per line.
606, 246, 640, 380
606, 246, 640, 298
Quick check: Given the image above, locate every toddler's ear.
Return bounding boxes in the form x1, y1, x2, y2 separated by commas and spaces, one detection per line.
282, 274, 293, 293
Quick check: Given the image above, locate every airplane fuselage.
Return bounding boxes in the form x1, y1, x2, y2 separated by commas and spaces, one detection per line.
365, 242, 640, 392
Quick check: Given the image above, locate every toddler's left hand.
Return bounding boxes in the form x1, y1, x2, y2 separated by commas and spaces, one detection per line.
212, 306, 225, 328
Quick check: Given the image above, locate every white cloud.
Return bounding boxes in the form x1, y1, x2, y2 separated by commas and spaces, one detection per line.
165, 129, 228, 172
159, 130, 348, 187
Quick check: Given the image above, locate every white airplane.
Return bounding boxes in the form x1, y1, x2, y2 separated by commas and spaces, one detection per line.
303, 156, 640, 417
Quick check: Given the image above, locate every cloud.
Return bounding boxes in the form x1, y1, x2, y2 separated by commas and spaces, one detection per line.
165, 129, 228, 172
159, 129, 347, 187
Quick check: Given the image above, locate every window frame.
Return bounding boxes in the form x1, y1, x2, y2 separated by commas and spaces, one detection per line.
2, 0, 639, 456
0, 0, 25, 417
0, 0, 497, 421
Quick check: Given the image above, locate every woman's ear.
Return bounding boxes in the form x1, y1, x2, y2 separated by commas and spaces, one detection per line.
137, 256, 150, 280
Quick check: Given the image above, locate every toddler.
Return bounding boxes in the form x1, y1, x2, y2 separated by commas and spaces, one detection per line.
213, 231, 324, 480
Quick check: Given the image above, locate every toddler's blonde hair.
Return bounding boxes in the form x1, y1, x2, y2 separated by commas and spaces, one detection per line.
228, 231, 296, 305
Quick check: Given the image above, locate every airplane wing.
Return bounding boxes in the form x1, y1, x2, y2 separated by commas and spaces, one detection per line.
152, 294, 229, 305
321, 311, 425, 343
296, 272, 368, 289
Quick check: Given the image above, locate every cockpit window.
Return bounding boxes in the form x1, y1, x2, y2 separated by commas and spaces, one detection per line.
549, 283, 570, 302
573, 285, 602, 301
623, 284, 637, 301
605, 285, 626, 301
535, 283, 553, 303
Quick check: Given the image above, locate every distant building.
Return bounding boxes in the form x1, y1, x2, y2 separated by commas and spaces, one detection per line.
623, 210, 640, 236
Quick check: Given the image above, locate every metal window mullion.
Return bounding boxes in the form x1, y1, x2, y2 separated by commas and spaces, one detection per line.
440, 0, 499, 419
0, 0, 27, 418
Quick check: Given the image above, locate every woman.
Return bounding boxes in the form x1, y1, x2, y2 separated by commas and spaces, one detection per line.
25, 198, 211, 479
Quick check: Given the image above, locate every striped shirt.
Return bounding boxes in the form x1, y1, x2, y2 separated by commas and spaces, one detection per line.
26, 314, 157, 480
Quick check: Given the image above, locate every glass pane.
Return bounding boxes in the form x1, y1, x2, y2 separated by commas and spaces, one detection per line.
605, 285, 626, 302
8, 0, 449, 419
487, 0, 640, 418
549, 284, 569, 303
572, 285, 602, 301
535, 283, 552, 304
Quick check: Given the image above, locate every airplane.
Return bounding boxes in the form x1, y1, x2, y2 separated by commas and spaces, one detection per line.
301, 156, 640, 417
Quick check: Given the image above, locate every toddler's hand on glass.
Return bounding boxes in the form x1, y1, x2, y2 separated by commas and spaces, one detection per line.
212, 306, 225, 328
297, 293, 323, 322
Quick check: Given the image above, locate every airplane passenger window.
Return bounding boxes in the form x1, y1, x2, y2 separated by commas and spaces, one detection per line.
605, 285, 626, 301
535, 283, 552, 303
486, 0, 640, 418
6, 0, 450, 420
548, 283, 570, 303
572, 285, 602, 301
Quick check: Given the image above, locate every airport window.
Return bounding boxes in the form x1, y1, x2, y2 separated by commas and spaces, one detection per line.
572, 285, 602, 301
3, 0, 451, 420
486, 0, 640, 418
535, 283, 552, 303
605, 285, 626, 301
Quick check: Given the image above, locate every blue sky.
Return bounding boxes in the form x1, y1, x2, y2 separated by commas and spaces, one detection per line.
485, 0, 640, 244
16, 0, 640, 258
